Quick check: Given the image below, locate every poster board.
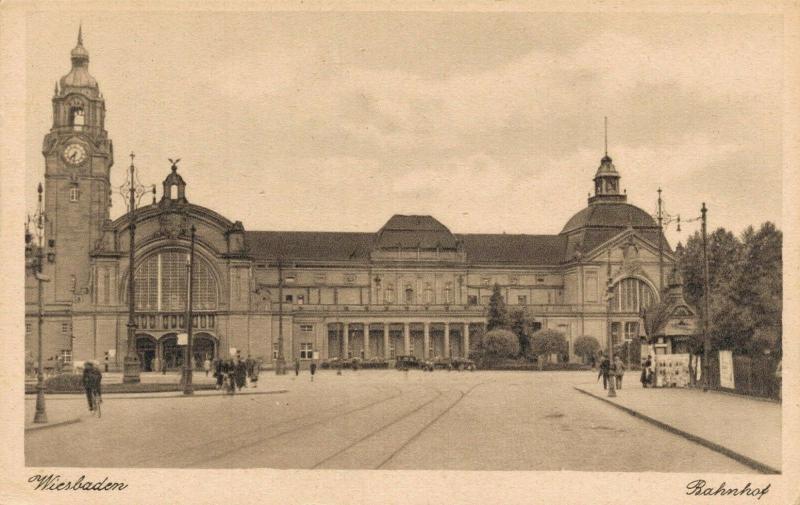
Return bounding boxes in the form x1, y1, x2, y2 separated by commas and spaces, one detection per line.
719, 349, 735, 389
654, 353, 691, 388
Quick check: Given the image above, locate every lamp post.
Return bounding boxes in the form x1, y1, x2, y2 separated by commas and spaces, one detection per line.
119, 152, 156, 383
183, 225, 196, 395
275, 259, 286, 375
606, 248, 616, 398
701, 203, 711, 392
27, 183, 49, 423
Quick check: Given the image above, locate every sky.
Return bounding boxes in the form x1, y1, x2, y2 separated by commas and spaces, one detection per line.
24, 10, 783, 246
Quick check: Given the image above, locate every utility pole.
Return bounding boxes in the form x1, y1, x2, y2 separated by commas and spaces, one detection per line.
701, 203, 711, 392
183, 225, 196, 395
606, 248, 616, 398
657, 188, 664, 292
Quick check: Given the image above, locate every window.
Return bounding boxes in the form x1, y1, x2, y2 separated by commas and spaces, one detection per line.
69, 186, 79, 202
61, 322, 70, 334
134, 250, 218, 311
467, 295, 478, 306
444, 284, 453, 304
424, 285, 433, 304
69, 106, 85, 127
480, 295, 490, 305
272, 343, 279, 359
624, 322, 639, 341
297, 294, 305, 305
404, 285, 414, 304
389, 344, 395, 359
300, 343, 313, 359
385, 284, 395, 303
517, 295, 527, 305
300, 324, 313, 332
61, 349, 72, 365
285, 294, 293, 303
25, 322, 31, 336
611, 278, 655, 313
611, 322, 622, 346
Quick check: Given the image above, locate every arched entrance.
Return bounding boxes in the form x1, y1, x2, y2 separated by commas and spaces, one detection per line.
135, 334, 157, 371
160, 333, 183, 370
192, 332, 217, 370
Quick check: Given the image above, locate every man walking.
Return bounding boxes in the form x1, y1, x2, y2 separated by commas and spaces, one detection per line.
598, 353, 611, 390
82, 361, 102, 412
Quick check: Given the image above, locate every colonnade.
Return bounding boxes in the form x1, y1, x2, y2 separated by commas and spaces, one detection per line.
327, 321, 483, 360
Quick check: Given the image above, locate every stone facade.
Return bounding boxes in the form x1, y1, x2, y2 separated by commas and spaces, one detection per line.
25, 33, 681, 371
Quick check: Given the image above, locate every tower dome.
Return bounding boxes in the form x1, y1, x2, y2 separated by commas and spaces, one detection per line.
59, 26, 98, 92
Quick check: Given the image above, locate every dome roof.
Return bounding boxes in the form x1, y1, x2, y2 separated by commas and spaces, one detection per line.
375, 215, 459, 249
60, 26, 98, 90
560, 202, 657, 234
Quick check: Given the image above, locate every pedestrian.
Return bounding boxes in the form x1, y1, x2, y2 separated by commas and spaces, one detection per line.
203, 357, 211, 377
161, 359, 167, 375
614, 356, 625, 389
641, 355, 653, 388
214, 359, 224, 390
234, 357, 247, 390
82, 361, 102, 412
310, 361, 317, 382
294, 358, 300, 376
225, 361, 236, 395
250, 358, 260, 388
598, 353, 611, 390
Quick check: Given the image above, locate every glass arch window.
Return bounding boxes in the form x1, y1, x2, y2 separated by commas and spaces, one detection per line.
611, 277, 655, 313
133, 250, 218, 311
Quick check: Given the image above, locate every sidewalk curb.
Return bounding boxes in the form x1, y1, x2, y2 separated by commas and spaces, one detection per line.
573, 386, 780, 475
25, 417, 81, 433
24, 389, 289, 401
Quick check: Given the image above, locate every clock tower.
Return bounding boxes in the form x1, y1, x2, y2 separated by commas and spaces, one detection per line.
42, 27, 113, 305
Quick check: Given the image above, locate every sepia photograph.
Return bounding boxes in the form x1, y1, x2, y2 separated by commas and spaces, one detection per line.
2, 1, 798, 504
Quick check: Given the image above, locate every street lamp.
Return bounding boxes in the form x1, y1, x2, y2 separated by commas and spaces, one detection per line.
27, 183, 50, 423
605, 248, 617, 398
119, 152, 156, 383
183, 225, 196, 395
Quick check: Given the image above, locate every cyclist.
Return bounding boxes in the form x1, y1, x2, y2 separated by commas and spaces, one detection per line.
82, 361, 103, 412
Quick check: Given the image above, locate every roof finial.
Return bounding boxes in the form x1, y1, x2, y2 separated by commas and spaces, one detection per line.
78, 23, 83, 46
604, 116, 608, 157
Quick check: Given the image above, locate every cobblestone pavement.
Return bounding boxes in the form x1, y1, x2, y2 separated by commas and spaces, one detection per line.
25, 370, 755, 472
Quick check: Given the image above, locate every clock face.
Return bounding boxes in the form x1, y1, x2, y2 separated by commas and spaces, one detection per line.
63, 143, 87, 166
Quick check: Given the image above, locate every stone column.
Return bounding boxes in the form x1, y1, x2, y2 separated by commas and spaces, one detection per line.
363, 322, 370, 359
464, 323, 470, 358
403, 322, 411, 356
423, 322, 430, 359
343, 322, 349, 359
383, 323, 390, 359
444, 322, 450, 358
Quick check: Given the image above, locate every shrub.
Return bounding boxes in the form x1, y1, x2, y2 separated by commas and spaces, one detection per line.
574, 336, 601, 363
530, 329, 568, 369
44, 373, 83, 392
475, 329, 519, 365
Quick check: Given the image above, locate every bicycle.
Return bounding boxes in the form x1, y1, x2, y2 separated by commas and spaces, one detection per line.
91, 388, 102, 418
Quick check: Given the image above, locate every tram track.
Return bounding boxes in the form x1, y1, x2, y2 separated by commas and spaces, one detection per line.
132, 384, 403, 467
375, 381, 485, 469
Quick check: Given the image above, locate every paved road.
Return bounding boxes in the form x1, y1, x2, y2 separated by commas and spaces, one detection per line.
25, 370, 753, 472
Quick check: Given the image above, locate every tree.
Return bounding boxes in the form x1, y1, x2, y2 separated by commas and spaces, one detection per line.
475, 329, 519, 365
639, 299, 673, 344
509, 309, 530, 357
529, 329, 568, 370
679, 223, 782, 356
573, 336, 600, 363
486, 283, 509, 331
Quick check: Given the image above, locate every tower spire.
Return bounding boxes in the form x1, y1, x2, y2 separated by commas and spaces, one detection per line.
604, 116, 608, 156
78, 23, 83, 46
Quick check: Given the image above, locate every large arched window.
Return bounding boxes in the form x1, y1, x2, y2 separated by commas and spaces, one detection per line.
133, 250, 218, 311
611, 277, 655, 313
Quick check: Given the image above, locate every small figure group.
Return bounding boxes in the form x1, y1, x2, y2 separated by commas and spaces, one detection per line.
597, 353, 626, 390
213, 355, 261, 395
640, 355, 654, 388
